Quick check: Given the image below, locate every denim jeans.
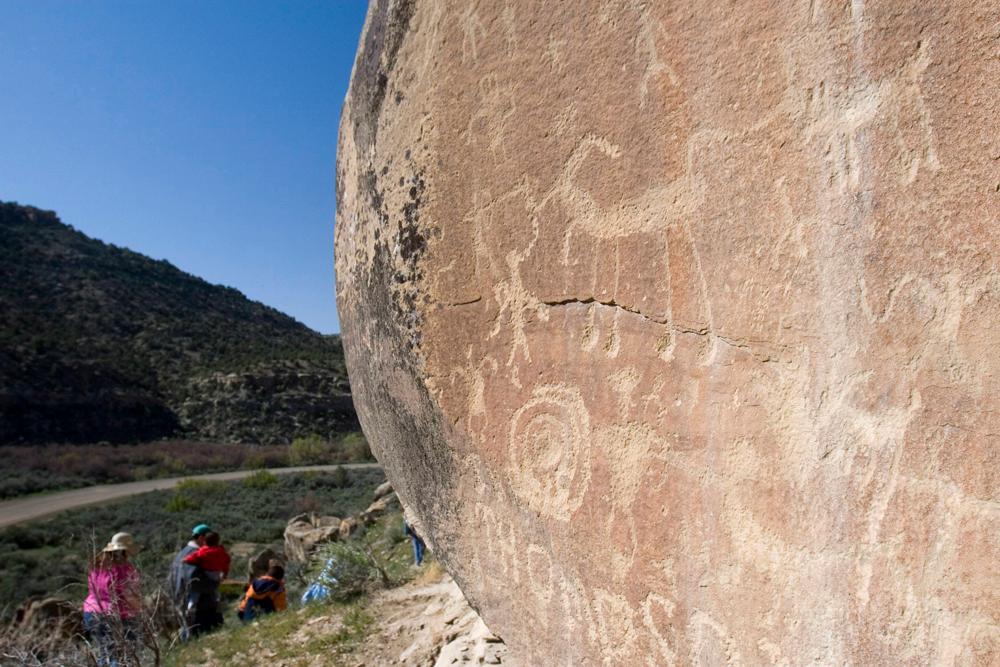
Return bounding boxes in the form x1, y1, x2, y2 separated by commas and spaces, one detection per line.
411, 535, 426, 565
82, 612, 136, 667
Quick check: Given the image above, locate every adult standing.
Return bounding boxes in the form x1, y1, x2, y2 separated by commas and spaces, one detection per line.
166, 523, 211, 641
82, 532, 142, 667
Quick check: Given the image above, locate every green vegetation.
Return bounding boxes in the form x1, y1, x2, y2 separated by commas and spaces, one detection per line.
164, 509, 412, 667
0, 201, 357, 446
242, 469, 279, 490
0, 433, 373, 499
289, 432, 371, 467
161, 599, 374, 667
341, 432, 373, 462
0, 468, 386, 617
308, 510, 415, 600
304, 604, 375, 654
289, 434, 331, 465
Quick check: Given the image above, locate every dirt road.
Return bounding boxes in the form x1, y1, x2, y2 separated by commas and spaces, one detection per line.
0, 463, 382, 528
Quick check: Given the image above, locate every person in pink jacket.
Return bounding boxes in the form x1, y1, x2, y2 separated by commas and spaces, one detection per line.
82, 532, 141, 667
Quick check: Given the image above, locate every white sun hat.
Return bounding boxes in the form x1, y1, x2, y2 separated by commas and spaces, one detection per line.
102, 532, 139, 555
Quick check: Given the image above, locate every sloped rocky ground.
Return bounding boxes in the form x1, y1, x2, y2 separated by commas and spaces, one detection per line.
177, 568, 513, 667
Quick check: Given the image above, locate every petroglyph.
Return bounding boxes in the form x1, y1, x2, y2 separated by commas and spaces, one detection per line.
464, 74, 517, 157
593, 589, 641, 665
689, 611, 744, 667
336, 1, 1000, 663
893, 38, 942, 183
641, 593, 679, 667
549, 133, 706, 243
507, 384, 592, 521
635, 2, 680, 108
459, 4, 487, 64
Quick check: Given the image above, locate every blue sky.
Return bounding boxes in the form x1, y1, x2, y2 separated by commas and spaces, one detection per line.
0, 1, 370, 334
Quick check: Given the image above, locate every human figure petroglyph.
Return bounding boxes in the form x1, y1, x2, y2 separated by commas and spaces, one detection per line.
893, 38, 941, 183
463, 74, 517, 157
641, 592, 680, 667
634, 1, 680, 109
459, 4, 487, 64
688, 610, 744, 667
337, 1, 1000, 663
593, 588, 642, 665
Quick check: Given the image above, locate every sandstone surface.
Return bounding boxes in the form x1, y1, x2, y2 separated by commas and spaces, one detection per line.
335, 1, 999, 664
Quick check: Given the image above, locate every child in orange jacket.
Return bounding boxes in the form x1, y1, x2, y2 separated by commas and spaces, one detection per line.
238, 564, 287, 622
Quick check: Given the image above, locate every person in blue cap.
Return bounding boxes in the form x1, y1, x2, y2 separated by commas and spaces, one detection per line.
167, 523, 211, 641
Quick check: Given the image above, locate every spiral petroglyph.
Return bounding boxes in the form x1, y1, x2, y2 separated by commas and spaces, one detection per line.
507, 384, 591, 521
337, 1, 1000, 662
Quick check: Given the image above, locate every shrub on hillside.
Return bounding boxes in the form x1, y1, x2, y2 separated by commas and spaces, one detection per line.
243, 469, 278, 490
340, 432, 372, 462
310, 542, 381, 600
292, 492, 322, 514
328, 466, 349, 488
165, 494, 199, 513
289, 434, 330, 465
165, 478, 227, 513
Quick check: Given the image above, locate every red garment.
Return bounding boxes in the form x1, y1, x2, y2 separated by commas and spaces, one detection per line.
183, 544, 231, 576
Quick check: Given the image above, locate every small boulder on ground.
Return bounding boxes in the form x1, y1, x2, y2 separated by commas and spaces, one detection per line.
372, 481, 393, 501
338, 516, 359, 539
361, 492, 400, 524
284, 513, 341, 564
248, 547, 283, 580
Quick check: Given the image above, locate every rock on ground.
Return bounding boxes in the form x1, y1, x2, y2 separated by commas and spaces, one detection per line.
283, 513, 341, 564
351, 570, 515, 667
335, 1, 999, 664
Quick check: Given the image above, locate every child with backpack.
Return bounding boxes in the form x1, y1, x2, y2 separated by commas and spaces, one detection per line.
237, 564, 287, 622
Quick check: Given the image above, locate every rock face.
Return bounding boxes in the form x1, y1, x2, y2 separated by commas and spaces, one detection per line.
335, 2, 999, 664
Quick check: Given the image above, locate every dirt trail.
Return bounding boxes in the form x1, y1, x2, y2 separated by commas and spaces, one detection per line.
0, 464, 381, 528
349, 569, 514, 666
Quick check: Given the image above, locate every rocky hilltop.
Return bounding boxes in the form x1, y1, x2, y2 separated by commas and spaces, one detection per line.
335, 1, 998, 665
0, 202, 357, 445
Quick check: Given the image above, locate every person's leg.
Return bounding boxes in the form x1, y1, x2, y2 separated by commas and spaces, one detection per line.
415, 536, 425, 565
178, 608, 190, 643
195, 588, 223, 634
83, 612, 113, 667
119, 617, 140, 667
187, 588, 205, 636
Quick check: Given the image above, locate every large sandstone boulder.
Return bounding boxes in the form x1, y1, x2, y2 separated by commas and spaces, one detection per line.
335, 1, 999, 664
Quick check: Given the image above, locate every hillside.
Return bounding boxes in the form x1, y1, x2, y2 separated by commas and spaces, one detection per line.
0, 201, 356, 445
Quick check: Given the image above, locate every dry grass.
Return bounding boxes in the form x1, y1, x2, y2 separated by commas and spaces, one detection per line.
412, 559, 446, 586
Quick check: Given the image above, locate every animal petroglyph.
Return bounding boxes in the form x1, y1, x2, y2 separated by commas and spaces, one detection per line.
336, 1, 1000, 663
